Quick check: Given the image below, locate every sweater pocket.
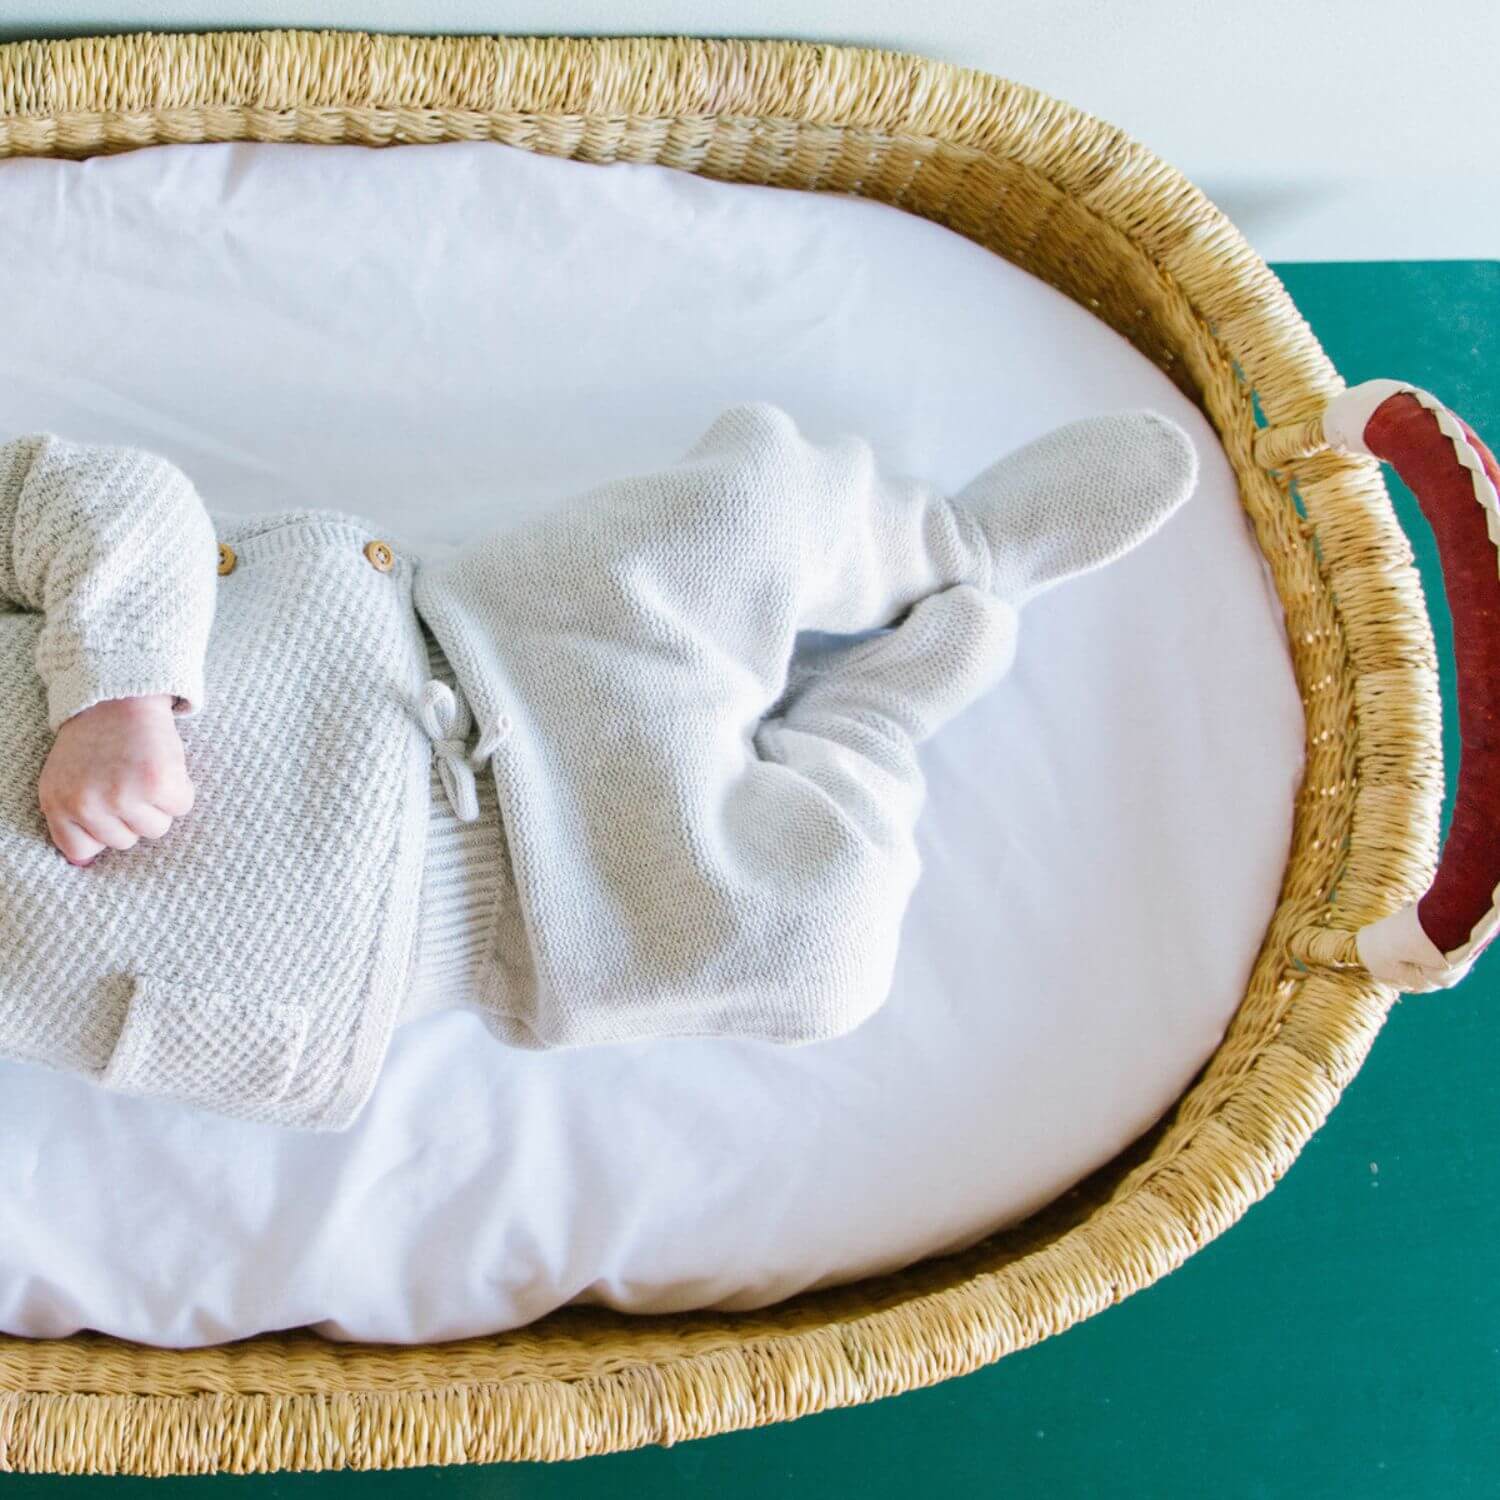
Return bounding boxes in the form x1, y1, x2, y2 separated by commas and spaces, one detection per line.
99, 973, 309, 1118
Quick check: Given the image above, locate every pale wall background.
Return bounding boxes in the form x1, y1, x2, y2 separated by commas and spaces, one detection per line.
2, 0, 1496, 261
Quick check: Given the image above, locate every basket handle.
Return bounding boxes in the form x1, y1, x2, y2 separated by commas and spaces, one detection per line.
1280, 380, 1500, 992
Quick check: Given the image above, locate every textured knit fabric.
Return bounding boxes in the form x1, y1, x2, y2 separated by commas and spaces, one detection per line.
0, 435, 218, 730
0, 404, 1197, 1130
0, 435, 433, 1130
399, 626, 504, 1026
413, 402, 1199, 1051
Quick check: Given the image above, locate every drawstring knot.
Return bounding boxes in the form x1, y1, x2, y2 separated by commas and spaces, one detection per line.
417, 679, 479, 823
416, 678, 510, 823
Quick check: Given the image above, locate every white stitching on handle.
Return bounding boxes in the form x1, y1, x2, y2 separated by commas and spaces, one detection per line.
1322, 379, 1417, 456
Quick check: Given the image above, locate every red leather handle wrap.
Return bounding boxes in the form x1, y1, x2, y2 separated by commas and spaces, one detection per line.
1363, 392, 1500, 958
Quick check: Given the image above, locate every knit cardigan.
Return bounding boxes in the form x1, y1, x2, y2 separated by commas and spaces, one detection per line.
0, 435, 433, 1131
0, 405, 1197, 1130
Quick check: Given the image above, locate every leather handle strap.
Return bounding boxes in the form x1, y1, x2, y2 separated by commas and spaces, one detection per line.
1319, 380, 1500, 991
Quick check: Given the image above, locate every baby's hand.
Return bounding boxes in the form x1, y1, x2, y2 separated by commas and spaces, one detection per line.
38, 695, 195, 867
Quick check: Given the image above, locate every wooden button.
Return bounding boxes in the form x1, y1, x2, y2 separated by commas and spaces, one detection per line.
217, 542, 237, 577
364, 539, 395, 573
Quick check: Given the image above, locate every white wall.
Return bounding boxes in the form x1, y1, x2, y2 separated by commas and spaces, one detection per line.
4, 0, 1496, 260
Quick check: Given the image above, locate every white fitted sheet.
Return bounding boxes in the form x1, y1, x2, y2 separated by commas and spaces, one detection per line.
0, 139, 1304, 1347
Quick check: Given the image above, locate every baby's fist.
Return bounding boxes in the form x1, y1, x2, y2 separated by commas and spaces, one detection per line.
39, 695, 194, 867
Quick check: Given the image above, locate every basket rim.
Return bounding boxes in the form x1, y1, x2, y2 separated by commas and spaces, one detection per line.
0, 25, 1442, 1475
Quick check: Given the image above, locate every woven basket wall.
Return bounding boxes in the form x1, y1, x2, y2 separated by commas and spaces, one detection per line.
0, 27, 1441, 1476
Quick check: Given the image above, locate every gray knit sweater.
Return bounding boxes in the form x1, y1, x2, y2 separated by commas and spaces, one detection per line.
0, 405, 1197, 1130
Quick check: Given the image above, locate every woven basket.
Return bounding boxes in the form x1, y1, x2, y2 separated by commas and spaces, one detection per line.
0, 26, 1444, 1476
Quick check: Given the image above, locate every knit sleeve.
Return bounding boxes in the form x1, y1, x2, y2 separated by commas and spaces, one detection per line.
0, 432, 219, 730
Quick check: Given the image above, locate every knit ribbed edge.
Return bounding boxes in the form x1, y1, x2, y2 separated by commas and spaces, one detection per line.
400, 630, 504, 1025
43, 663, 206, 731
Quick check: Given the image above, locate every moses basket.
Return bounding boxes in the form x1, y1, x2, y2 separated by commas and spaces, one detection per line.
2, 25, 1496, 1477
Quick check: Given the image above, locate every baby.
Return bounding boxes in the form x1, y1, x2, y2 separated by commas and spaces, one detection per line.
0, 403, 1197, 1130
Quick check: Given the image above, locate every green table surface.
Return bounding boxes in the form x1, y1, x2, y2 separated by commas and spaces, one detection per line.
9, 260, 1500, 1498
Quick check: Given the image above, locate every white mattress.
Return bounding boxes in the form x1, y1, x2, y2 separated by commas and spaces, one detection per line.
0, 139, 1304, 1348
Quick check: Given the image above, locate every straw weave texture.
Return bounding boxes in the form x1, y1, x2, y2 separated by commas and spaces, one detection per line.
0, 26, 1442, 1474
